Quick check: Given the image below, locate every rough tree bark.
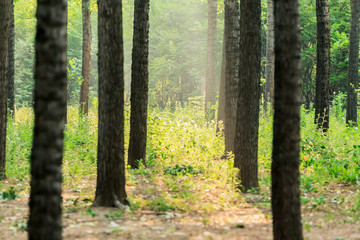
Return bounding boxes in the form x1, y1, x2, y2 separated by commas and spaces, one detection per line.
265, 0, 275, 110
0, 0, 11, 180
315, 0, 330, 132
346, 0, 360, 126
128, 0, 150, 169
28, 0, 67, 239
205, 0, 217, 121
8, 0, 15, 117
93, 0, 128, 207
79, 0, 91, 115
271, 0, 304, 239
234, 0, 261, 192
224, 0, 240, 154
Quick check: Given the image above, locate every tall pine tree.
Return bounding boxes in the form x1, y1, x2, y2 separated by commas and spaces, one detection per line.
224, 0, 240, 154
79, 0, 91, 115
346, 0, 360, 126
235, 0, 261, 192
271, 0, 304, 238
93, 0, 128, 207
8, 0, 15, 117
0, 0, 11, 180
28, 0, 67, 239
205, 0, 217, 120
315, 0, 330, 132
128, 0, 150, 169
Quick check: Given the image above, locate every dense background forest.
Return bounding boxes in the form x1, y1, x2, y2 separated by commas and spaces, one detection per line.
1, 0, 360, 239
16, 0, 210, 108
13, 0, 355, 109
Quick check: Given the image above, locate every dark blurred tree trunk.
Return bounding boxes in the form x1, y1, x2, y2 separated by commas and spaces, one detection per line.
271, 0, 304, 239
93, 0, 128, 207
217, 31, 225, 134
234, 0, 261, 192
0, 0, 11, 180
205, 0, 217, 121
79, 0, 92, 115
224, 0, 240, 154
28, 0, 67, 239
346, 0, 360, 126
8, 0, 15, 117
265, 0, 275, 111
315, 0, 330, 132
128, 0, 150, 169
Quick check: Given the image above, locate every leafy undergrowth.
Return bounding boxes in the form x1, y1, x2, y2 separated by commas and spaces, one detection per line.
1, 98, 360, 239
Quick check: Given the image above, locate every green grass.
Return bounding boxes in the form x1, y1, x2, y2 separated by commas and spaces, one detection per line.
0, 187, 18, 200
3, 98, 360, 221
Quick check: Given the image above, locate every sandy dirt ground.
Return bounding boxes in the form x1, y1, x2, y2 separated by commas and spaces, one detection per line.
1, 190, 359, 240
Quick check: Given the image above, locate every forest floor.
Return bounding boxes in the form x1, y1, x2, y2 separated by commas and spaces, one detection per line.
2, 107, 360, 239
1, 175, 359, 240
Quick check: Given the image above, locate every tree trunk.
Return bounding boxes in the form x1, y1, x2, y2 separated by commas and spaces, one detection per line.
315, 0, 330, 132
93, 0, 128, 207
217, 31, 226, 134
28, 0, 67, 239
235, 0, 261, 192
271, 0, 304, 239
224, 0, 240, 154
205, 0, 217, 121
8, 0, 15, 117
265, 0, 275, 111
128, 0, 150, 169
346, 0, 360, 126
79, 0, 91, 115
0, 0, 11, 180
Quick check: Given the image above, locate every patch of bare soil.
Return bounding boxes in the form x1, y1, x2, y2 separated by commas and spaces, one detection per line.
0, 179, 359, 240
0, 196, 272, 240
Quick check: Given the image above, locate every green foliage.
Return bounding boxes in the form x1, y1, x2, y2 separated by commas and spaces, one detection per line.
235, 223, 245, 229
16, 221, 27, 231
13, 0, 99, 106
6, 109, 33, 180
299, 0, 353, 105
6, 0, 360, 232
5, 98, 360, 221
13, 0, 357, 109
13, 0, 224, 108
105, 210, 124, 219
63, 107, 98, 182
149, 197, 176, 212
297, 103, 360, 187
331, 92, 347, 120
67, 58, 84, 105
14, 1, 36, 106
148, 0, 217, 108
165, 164, 203, 176
129, 161, 152, 176
85, 208, 96, 217
0, 187, 18, 200
329, 0, 351, 94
